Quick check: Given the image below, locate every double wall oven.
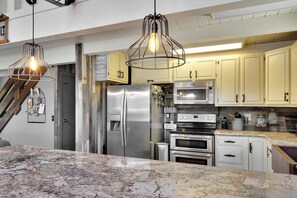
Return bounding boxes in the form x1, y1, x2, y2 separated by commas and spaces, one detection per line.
170, 113, 216, 166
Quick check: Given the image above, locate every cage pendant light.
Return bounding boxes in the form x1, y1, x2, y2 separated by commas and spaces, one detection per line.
8, 0, 54, 81
126, 0, 186, 70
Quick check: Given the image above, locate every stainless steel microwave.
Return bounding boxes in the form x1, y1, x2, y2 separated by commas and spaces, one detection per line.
173, 81, 214, 104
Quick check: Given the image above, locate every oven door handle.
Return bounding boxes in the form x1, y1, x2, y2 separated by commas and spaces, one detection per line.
177, 137, 212, 141
171, 151, 212, 158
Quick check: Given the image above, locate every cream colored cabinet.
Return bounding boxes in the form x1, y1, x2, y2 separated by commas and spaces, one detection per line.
173, 58, 216, 81
216, 56, 240, 105
108, 51, 128, 84
240, 54, 265, 105
291, 42, 297, 105
173, 62, 192, 81
131, 68, 172, 84
265, 47, 290, 105
216, 54, 264, 106
94, 51, 128, 84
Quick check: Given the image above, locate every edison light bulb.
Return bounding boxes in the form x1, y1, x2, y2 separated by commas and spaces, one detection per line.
29, 56, 38, 71
148, 32, 159, 53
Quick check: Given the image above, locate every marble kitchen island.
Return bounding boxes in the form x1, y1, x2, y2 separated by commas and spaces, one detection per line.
0, 146, 297, 198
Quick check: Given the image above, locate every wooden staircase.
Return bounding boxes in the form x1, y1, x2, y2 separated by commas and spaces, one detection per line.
0, 69, 46, 132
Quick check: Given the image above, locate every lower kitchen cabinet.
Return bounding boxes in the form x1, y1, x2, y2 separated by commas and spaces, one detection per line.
248, 137, 268, 172
215, 135, 269, 172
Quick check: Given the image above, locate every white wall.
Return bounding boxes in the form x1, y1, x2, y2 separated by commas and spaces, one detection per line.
0, 69, 56, 148
0, 41, 74, 148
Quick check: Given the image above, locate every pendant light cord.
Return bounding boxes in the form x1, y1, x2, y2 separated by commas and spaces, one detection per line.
154, 0, 156, 16
32, 3, 35, 46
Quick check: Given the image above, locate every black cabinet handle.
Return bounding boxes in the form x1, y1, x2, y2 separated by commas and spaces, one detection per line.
242, 94, 245, 103
224, 140, 235, 143
249, 143, 252, 153
189, 71, 192, 78
224, 154, 235, 157
195, 71, 198, 78
117, 71, 121, 78
284, 92, 289, 102
236, 94, 239, 103
147, 80, 154, 82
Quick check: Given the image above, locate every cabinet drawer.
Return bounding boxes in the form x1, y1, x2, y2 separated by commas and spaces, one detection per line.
216, 147, 244, 165
216, 136, 243, 147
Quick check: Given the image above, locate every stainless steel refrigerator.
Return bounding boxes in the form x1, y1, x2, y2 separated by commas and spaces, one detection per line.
107, 85, 163, 159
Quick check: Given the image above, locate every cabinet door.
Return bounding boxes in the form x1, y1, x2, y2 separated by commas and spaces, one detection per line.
132, 68, 172, 84
216, 56, 240, 105
108, 52, 120, 82
119, 52, 128, 83
248, 137, 268, 172
291, 42, 297, 105
240, 54, 264, 105
265, 48, 290, 105
194, 58, 216, 80
173, 62, 192, 81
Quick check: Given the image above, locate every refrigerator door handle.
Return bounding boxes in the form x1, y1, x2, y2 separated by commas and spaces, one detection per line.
120, 95, 125, 147
123, 94, 128, 147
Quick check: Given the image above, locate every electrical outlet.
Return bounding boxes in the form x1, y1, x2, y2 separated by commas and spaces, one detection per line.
243, 114, 251, 122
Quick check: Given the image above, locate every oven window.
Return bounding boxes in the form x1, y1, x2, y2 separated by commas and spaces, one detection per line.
176, 139, 207, 149
176, 89, 207, 101
176, 157, 208, 165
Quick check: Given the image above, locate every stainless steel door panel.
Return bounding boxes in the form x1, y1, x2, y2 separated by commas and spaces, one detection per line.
125, 85, 151, 158
107, 86, 125, 156
170, 150, 214, 166
170, 134, 214, 153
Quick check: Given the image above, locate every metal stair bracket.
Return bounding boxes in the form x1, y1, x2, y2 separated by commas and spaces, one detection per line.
44, 0, 75, 7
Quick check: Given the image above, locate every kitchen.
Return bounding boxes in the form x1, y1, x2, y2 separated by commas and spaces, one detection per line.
0, 0, 297, 197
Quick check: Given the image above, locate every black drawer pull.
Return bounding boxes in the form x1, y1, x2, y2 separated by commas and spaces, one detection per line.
224, 140, 235, 143
224, 154, 235, 157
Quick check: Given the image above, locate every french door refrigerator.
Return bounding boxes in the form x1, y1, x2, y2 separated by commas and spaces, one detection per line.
107, 85, 163, 159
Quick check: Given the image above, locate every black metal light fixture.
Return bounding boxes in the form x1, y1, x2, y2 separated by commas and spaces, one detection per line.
8, 0, 54, 81
126, 0, 186, 70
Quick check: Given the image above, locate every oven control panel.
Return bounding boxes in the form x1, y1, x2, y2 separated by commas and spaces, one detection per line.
177, 114, 216, 123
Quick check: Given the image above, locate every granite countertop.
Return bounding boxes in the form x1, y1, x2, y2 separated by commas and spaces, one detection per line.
215, 129, 297, 146
1, 145, 297, 197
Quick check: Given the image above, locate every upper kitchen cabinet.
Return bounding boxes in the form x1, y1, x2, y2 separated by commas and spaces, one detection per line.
95, 51, 128, 84
240, 54, 265, 105
173, 58, 216, 81
131, 66, 172, 84
216, 56, 240, 105
290, 41, 297, 105
265, 47, 290, 105
108, 51, 128, 84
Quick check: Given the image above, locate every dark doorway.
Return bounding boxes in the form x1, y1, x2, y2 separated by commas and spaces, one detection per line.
55, 65, 75, 151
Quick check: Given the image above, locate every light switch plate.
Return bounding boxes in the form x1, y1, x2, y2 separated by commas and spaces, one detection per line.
243, 114, 251, 122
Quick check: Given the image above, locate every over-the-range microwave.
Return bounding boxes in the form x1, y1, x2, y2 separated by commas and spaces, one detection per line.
173, 80, 214, 104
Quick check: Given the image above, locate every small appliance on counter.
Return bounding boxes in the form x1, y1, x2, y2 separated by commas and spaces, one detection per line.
285, 117, 297, 133
256, 112, 267, 128
267, 109, 278, 125
231, 112, 243, 131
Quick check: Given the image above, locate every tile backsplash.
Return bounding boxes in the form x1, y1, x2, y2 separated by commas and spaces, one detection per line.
217, 107, 297, 132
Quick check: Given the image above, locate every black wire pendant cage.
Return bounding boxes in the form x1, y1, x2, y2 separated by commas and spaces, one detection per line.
126, 0, 186, 70
8, 0, 54, 81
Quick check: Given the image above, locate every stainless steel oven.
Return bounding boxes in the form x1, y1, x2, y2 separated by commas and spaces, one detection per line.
169, 113, 216, 166
170, 133, 214, 153
170, 150, 214, 166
